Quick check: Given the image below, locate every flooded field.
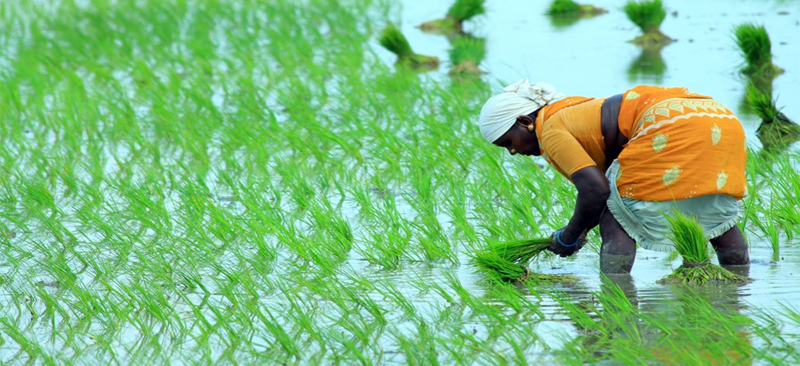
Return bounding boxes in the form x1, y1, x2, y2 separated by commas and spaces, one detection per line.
0, 0, 798, 364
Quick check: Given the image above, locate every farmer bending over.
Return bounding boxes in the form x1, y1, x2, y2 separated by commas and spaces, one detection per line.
477, 79, 749, 273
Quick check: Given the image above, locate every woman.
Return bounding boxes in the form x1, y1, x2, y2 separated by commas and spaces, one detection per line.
478, 79, 749, 273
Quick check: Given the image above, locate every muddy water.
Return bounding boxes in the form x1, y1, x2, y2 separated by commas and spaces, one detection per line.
373, 0, 800, 359
387, 0, 800, 149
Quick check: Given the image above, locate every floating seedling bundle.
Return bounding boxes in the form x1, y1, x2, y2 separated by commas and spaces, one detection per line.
746, 84, 800, 149
659, 212, 748, 285
378, 25, 439, 70
623, 0, 673, 47
547, 0, 606, 18
734, 23, 783, 78
448, 35, 485, 76
474, 238, 575, 283
419, 0, 485, 34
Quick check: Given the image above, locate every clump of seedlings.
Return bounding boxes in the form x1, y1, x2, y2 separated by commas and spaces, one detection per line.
735, 23, 784, 78
746, 83, 800, 147
623, 0, 673, 47
547, 0, 606, 18
659, 212, 748, 285
418, 0, 486, 34
474, 238, 575, 283
448, 35, 485, 76
378, 25, 440, 70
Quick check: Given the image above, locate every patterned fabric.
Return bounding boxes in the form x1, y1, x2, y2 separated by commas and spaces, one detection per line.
534, 96, 598, 179
605, 160, 744, 252
615, 86, 747, 201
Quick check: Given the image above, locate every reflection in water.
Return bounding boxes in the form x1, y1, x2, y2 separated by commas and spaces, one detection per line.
738, 75, 773, 117
548, 15, 581, 29
546, 0, 607, 30
739, 78, 800, 152
448, 34, 487, 78
627, 46, 667, 83
555, 273, 754, 364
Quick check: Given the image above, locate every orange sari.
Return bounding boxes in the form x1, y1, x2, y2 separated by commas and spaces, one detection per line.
535, 86, 747, 202
616, 86, 746, 201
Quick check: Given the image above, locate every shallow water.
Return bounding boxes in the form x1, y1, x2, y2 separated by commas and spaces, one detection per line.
389, 0, 800, 149
1, 0, 798, 363
385, 0, 800, 361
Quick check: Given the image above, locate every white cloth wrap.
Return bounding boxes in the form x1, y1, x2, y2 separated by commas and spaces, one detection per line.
605, 160, 744, 252
478, 78, 565, 143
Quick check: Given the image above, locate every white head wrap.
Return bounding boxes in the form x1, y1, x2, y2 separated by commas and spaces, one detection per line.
478, 78, 565, 143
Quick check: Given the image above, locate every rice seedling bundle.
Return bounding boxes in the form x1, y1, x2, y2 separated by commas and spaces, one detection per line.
623, 0, 673, 47
547, 0, 607, 18
474, 238, 574, 283
746, 83, 800, 148
734, 23, 784, 77
378, 25, 440, 70
659, 212, 748, 285
448, 36, 485, 76
419, 0, 486, 34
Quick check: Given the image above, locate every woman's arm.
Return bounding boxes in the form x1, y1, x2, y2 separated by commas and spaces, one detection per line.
560, 166, 610, 243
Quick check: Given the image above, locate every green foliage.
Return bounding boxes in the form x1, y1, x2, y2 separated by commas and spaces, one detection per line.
668, 212, 710, 265
489, 238, 551, 264
473, 238, 554, 282
746, 83, 778, 123
474, 249, 529, 282
735, 23, 782, 76
446, 0, 486, 22
420, 0, 485, 34
379, 25, 440, 69
449, 36, 486, 65
0, 0, 797, 363
660, 212, 748, 284
379, 24, 413, 58
548, 0, 582, 16
623, 0, 666, 34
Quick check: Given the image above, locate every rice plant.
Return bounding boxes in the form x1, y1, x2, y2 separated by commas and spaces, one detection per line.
734, 23, 784, 77
1, 0, 798, 363
378, 25, 440, 70
448, 35, 486, 76
623, 0, 673, 46
746, 83, 800, 149
473, 238, 575, 283
659, 212, 748, 285
547, 0, 607, 18
419, 0, 486, 34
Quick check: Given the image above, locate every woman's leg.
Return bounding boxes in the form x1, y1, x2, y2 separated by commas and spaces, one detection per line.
710, 225, 749, 265
599, 208, 637, 274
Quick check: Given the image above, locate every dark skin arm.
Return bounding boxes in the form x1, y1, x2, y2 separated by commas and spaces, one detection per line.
548, 94, 624, 254
559, 166, 610, 244
492, 95, 625, 251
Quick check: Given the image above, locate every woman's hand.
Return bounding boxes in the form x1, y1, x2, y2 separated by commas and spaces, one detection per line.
548, 228, 588, 258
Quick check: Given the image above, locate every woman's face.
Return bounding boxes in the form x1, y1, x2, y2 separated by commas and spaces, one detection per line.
492, 117, 540, 156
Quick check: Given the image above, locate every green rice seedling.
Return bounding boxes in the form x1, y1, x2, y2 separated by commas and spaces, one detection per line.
378, 25, 439, 70
419, 0, 486, 34
486, 238, 551, 264
746, 84, 800, 146
472, 238, 576, 283
474, 249, 528, 282
448, 35, 486, 76
734, 23, 784, 78
623, 0, 673, 47
547, 0, 607, 17
747, 197, 781, 261
658, 212, 748, 285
